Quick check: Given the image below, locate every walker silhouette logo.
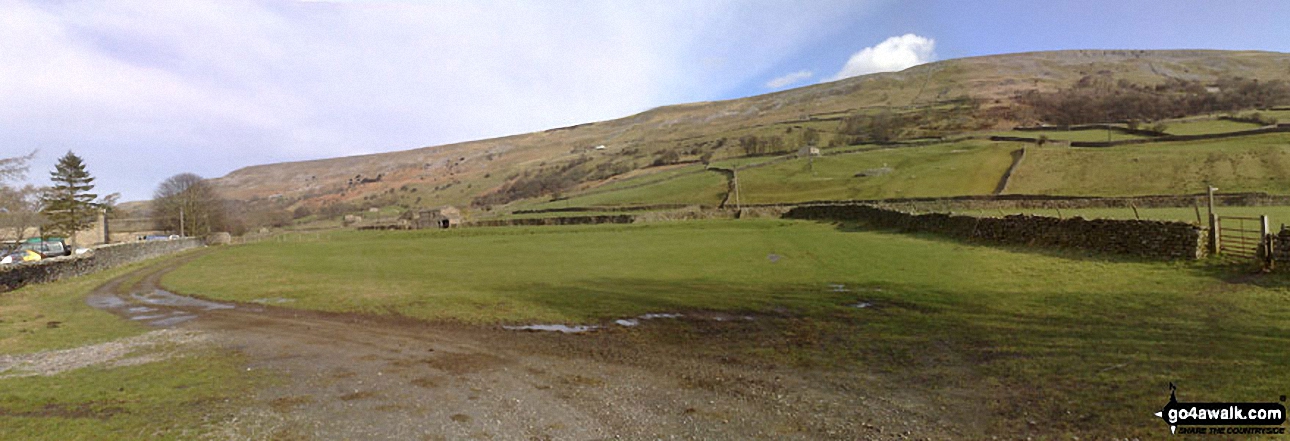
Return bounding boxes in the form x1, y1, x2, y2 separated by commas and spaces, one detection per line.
1154, 383, 1286, 435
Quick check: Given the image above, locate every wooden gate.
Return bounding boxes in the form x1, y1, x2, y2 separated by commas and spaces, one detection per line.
1214, 215, 1269, 265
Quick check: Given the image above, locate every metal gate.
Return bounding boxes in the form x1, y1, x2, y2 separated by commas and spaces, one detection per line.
1214, 215, 1269, 265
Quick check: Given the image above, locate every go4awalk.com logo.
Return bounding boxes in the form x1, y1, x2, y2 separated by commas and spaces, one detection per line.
1155, 383, 1287, 435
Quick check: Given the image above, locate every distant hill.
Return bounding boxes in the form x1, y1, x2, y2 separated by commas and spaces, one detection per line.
206, 49, 1290, 220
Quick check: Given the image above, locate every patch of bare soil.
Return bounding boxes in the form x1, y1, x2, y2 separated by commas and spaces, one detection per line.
87, 254, 980, 440
0, 329, 210, 380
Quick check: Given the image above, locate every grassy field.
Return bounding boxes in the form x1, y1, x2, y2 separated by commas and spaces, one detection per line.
161, 219, 1290, 437
1163, 118, 1264, 135
1265, 109, 1290, 121
734, 140, 1016, 203
522, 166, 727, 209
1005, 133, 1290, 196
0, 257, 264, 440
501, 121, 1290, 210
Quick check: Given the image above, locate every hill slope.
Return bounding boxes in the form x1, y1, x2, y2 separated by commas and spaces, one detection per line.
207, 50, 1290, 218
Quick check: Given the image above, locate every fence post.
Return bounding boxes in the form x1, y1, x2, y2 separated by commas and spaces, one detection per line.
1209, 213, 1220, 256
1261, 215, 1271, 268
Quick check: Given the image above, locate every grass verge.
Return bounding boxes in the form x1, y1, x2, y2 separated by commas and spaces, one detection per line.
0, 256, 266, 440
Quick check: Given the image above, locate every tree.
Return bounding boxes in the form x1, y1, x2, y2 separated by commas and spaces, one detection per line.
152, 173, 226, 236
0, 151, 45, 243
0, 151, 35, 182
41, 151, 98, 241
799, 127, 820, 148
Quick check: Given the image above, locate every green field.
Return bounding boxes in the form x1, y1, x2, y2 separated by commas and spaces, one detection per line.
1006, 133, 1290, 196
1264, 109, 1290, 121
500, 121, 1290, 210
990, 129, 1147, 142
735, 140, 1016, 203
160, 219, 1290, 437
0, 258, 263, 440
1163, 118, 1264, 135
523, 165, 727, 209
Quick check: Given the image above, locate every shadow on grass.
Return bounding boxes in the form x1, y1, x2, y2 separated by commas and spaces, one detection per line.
496, 273, 1290, 438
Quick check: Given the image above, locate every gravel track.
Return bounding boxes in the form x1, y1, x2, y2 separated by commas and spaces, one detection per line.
83, 252, 971, 440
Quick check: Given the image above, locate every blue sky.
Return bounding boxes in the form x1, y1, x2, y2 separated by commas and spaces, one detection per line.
2, 0, 1288, 201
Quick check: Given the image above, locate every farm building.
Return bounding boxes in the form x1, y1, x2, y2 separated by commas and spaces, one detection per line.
401, 206, 462, 229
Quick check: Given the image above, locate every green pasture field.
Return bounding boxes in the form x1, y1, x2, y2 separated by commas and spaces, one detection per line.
574, 164, 708, 195
734, 140, 1016, 203
1162, 118, 1263, 135
162, 219, 1290, 437
1005, 133, 1290, 196
1264, 109, 1290, 121
523, 166, 727, 209
0, 258, 263, 440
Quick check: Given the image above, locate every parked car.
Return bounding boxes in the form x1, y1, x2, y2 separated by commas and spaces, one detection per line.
1, 249, 42, 265
18, 238, 72, 258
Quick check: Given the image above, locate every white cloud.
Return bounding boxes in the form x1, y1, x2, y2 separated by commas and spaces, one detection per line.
0, 0, 882, 200
765, 70, 813, 89
829, 34, 936, 81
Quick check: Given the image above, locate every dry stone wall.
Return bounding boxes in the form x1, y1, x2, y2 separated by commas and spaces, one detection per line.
784, 204, 1206, 260
0, 238, 204, 292
1272, 229, 1290, 270
465, 214, 635, 228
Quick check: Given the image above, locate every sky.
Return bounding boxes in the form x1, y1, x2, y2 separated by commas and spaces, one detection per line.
2, 0, 1289, 201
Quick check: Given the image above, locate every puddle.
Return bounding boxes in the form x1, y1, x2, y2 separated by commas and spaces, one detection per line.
614, 319, 639, 327
639, 313, 682, 320
713, 315, 755, 322
131, 289, 233, 310
86, 295, 127, 309
851, 302, 873, 309
828, 284, 850, 292
88, 288, 230, 328
502, 324, 600, 334
150, 315, 197, 327
767, 253, 781, 263
251, 297, 296, 304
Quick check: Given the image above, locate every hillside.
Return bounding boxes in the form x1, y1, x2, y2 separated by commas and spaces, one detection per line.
206, 49, 1290, 221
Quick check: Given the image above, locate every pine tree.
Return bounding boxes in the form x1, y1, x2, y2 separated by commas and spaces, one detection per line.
41, 151, 98, 240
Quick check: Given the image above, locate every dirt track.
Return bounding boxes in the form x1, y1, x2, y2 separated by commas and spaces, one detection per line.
87, 253, 970, 440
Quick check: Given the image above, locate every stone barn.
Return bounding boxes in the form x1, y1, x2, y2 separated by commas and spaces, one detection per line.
402, 206, 462, 229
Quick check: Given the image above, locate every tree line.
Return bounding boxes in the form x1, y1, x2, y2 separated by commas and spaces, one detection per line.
1016, 75, 1290, 126
1, 151, 234, 246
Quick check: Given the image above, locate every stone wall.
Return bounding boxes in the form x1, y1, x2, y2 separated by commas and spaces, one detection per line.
465, 214, 636, 228
993, 124, 1290, 148
0, 238, 204, 292
751, 192, 1290, 213
784, 204, 1206, 260
1272, 229, 1290, 270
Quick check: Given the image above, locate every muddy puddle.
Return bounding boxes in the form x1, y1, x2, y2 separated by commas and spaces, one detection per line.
501, 324, 601, 333
131, 289, 234, 310
507, 311, 743, 333
88, 289, 232, 328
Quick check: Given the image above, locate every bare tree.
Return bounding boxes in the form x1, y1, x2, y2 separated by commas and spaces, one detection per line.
0, 151, 45, 244
152, 173, 227, 236
0, 185, 45, 244
0, 151, 36, 182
